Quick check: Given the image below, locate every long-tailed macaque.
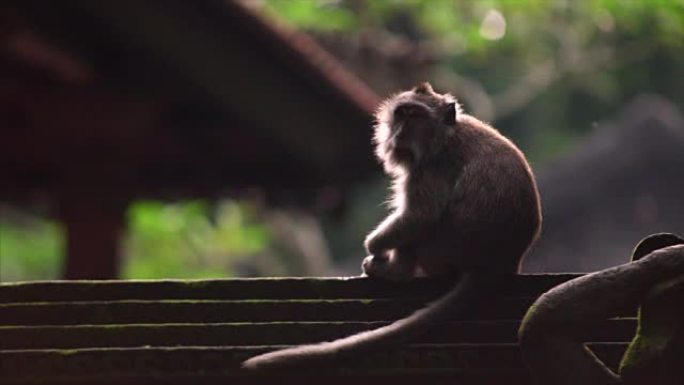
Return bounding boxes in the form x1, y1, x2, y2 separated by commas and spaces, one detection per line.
519, 233, 684, 385
243, 82, 542, 370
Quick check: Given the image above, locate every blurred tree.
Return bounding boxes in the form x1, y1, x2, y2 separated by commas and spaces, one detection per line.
260, 0, 684, 162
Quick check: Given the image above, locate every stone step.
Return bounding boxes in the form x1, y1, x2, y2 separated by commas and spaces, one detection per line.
1, 343, 627, 379
0, 371, 533, 385
0, 275, 582, 303
0, 297, 637, 325
0, 297, 563, 325
0, 275, 638, 385
0, 319, 637, 349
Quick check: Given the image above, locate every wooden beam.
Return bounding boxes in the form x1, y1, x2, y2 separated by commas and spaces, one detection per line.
61, 196, 126, 279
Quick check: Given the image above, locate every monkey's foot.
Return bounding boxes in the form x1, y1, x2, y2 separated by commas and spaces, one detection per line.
362, 255, 414, 282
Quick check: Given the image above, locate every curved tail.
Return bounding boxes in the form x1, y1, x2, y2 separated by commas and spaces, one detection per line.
242, 272, 490, 371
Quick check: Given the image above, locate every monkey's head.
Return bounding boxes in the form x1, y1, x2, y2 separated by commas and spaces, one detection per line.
374, 82, 461, 172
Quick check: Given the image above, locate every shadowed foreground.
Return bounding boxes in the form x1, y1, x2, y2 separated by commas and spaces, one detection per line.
0, 275, 635, 385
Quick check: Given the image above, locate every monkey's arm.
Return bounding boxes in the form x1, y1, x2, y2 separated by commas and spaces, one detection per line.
365, 174, 450, 256
518, 244, 684, 385
364, 210, 422, 256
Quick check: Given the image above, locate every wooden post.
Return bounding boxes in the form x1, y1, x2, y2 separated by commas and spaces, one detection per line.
58, 157, 131, 280
62, 195, 126, 279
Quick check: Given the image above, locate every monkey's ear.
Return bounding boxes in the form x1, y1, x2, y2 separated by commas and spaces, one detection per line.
412, 82, 433, 94
442, 102, 457, 126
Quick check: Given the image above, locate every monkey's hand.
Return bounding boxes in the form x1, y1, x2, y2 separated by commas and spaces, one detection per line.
362, 255, 386, 276
362, 253, 415, 281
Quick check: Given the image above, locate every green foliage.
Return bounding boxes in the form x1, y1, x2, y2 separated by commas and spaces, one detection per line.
261, 0, 357, 31
265, 0, 684, 46
123, 200, 269, 279
0, 212, 64, 282
263, 0, 684, 161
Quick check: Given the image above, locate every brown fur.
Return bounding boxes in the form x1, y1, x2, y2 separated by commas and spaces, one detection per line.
242, 82, 542, 371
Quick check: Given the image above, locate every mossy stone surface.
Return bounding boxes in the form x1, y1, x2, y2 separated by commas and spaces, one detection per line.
620, 275, 684, 384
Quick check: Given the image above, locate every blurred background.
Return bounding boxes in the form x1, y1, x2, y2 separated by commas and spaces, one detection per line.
1, 0, 683, 282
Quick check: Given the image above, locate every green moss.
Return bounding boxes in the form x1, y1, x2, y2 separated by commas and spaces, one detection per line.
518, 302, 539, 335
183, 280, 213, 288
56, 349, 79, 356
619, 275, 684, 380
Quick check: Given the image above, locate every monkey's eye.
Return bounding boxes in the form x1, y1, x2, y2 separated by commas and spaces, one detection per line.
394, 104, 425, 119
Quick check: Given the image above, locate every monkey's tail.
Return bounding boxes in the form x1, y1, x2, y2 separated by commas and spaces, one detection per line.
241, 272, 492, 371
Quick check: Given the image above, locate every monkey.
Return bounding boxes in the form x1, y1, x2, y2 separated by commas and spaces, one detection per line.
518, 233, 684, 385
242, 82, 542, 371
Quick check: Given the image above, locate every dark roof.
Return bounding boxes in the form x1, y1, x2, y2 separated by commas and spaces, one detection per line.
2, 0, 382, 205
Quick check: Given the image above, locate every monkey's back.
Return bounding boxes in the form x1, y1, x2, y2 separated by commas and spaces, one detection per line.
441, 116, 542, 273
